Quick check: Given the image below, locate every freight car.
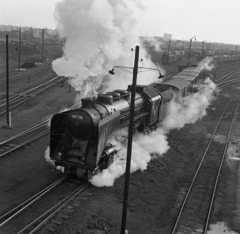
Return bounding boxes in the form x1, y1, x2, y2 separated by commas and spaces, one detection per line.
49, 68, 206, 180
161, 52, 178, 64
212, 54, 240, 63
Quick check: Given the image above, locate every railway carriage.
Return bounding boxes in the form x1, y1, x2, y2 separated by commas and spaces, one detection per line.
170, 66, 206, 94
212, 54, 240, 63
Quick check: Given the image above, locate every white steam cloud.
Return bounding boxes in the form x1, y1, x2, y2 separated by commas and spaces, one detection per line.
51, 0, 218, 187
142, 37, 162, 52
162, 77, 218, 131
197, 56, 215, 71
44, 146, 64, 172
90, 78, 218, 187
44, 146, 51, 163
52, 0, 163, 100
90, 128, 170, 187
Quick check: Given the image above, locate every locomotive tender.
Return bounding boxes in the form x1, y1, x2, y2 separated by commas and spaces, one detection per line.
49, 67, 205, 180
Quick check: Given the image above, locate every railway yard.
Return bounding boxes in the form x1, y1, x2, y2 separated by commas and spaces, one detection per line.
0, 48, 240, 234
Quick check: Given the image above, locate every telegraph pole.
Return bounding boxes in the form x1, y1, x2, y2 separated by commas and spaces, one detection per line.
202, 40, 206, 59
182, 40, 184, 60
120, 45, 139, 234
41, 28, 47, 63
6, 35, 10, 127
18, 28, 21, 71
187, 36, 196, 66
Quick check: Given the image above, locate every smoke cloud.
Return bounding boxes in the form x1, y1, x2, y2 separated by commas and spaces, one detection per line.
44, 146, 51, 163
161, 77, 218, 131
44, 146, 64, 172
197, 56, 215, 71
90, 128, 170, 187
142, 37, 162, 52
52, 0, 163, 100
51, 0, 218, 187
90, 77, 218, 187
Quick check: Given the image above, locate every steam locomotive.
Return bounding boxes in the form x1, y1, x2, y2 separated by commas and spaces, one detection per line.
49, 66, 206, 180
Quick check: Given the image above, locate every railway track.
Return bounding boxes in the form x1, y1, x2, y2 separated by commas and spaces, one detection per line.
214, 68, 240, 84
0, 87, 104, 159
171, 100, 238, 234
0, 75, 65, 116
217, 78, 240, 88
214, 66, 240, 89
0, 177, 89, 234
0, 48, 62, 83
0, 120, 50, 158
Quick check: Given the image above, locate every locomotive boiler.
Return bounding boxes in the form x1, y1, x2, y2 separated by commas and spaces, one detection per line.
49, 84, 163, 179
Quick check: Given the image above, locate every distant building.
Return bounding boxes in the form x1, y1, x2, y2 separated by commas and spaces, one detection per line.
163, 33, 172, 41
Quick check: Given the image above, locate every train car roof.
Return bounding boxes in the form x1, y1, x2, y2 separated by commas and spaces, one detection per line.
183, 67, 202, 73
171, 74, 197, 81
179, 71, 199, 76
162, 78, 191, 90
151, 83, 173, 92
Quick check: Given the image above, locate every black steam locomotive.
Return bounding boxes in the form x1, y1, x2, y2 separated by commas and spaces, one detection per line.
49, 67, 205, 180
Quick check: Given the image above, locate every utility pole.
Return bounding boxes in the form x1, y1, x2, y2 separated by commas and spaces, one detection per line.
187, 36, 196, 66
41, 28, 47, 63
6, 34, 10, 127
18, 28, 21, 71
182, 40, 184, 60
120, 45, 139, 234
202, 40, 206, 59
41, 28, 44, 63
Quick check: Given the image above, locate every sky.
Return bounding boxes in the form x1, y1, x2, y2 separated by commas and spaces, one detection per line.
0, 0, 240, 45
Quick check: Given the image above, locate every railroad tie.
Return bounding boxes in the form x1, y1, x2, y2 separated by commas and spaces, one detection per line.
51, 220, 62, 225
46, 227, 56, 233
59, 214, 69, 220
72, 201, 81, 207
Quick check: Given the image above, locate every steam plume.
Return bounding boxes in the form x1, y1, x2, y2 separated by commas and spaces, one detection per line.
197, 56, 215, 71
90, 78, 218, 187
161, 77, 218, 132
90, 128, 170, 187
52, 0, 163, 100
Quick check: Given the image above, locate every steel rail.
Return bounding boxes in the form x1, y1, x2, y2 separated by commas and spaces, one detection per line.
0, 77, 65, 115
203, 104, 238, 233
0, 50, 53, 83
214, 69, 240, 83
0, 177, 66, 226
171, 100, 230, 234
0, 87, 105, 158
17, 182, 89, 234
0, 48, 62, 82
216, 73, 240, 86
217, 79, 240, 88
0, 75, 62, 106
0, 120, 48, 146
0, 129, 49, 158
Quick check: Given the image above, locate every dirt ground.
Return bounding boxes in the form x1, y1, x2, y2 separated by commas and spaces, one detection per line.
0, 61, 239, 234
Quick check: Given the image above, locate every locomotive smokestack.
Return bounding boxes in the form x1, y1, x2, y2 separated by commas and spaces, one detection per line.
81, 97, 96, 108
